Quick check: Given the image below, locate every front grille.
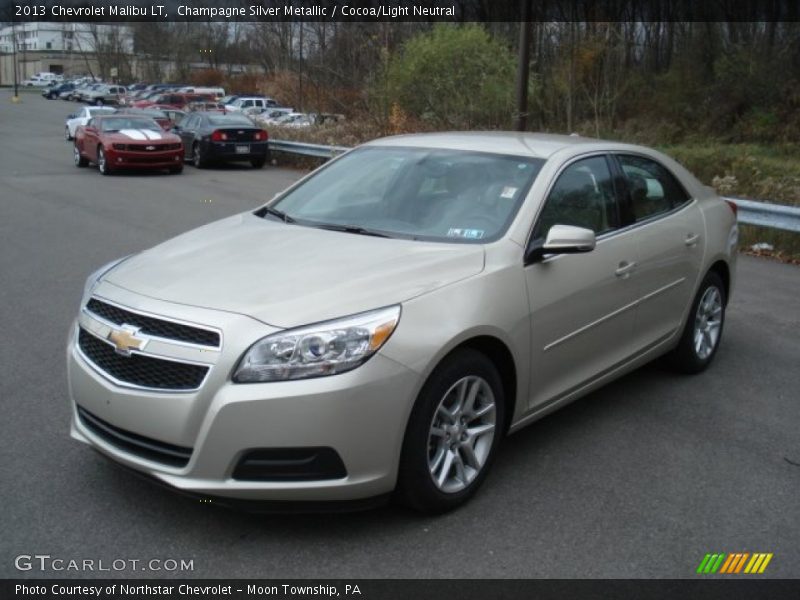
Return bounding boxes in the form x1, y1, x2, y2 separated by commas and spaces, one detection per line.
78, 328, 209, 391
77, 406, 192, 468
86, 298, 220, 347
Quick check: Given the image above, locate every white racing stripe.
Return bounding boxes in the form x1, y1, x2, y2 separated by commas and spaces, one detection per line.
119, 129, 147, 140
140, 129, 163, 140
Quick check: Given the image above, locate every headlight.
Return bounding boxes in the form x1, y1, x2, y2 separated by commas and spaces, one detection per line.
81, 255, 132, 300
233, 305, 401, 383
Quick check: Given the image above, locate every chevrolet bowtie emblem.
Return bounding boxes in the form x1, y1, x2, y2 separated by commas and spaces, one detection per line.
146, 145, 155, 150
107, 324, 147, 356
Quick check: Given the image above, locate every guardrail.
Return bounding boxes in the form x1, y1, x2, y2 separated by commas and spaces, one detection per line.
269, 139, 800, 233
269, 139, 349, 159
727, 197, 800, 233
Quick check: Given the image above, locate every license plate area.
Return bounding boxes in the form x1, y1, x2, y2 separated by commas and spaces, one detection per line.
235, 145, 250, 154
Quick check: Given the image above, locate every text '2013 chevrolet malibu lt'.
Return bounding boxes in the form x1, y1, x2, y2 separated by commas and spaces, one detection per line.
68, 132, 738, 513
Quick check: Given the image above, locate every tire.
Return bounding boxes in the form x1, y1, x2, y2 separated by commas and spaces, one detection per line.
65, 126, 72, 141
192, 143, 208, 168
396, 348, 505, 514
97, 146, 112, 175
95, 99, 104, 106
251, 157, 266, 169
668, 271, 726, 374
169, 165, 183, 174
73, 144, 88, 167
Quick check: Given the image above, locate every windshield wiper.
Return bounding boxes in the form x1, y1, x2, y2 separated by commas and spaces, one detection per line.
315, 224, 392, 238
260, 206, 296, 223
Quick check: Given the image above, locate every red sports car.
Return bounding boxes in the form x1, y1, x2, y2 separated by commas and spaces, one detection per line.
73, 115, 184, 175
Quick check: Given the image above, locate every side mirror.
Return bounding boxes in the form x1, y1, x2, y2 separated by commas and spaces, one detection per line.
68, 113, 76, 119
525, 224, 596, 264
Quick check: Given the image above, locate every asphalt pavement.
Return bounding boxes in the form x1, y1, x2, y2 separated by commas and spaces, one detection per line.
1, 89, 798, 579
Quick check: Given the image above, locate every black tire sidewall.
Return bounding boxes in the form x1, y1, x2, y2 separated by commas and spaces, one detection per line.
397, 348, 505, 513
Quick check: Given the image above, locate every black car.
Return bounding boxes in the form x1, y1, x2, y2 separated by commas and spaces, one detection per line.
43, 82, 75, 100
175, 112, 269, 169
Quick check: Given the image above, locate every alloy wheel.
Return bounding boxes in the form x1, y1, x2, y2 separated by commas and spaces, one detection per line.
427, 375, 496, 493
694, 286, 723, 360
97, 148, 107, 174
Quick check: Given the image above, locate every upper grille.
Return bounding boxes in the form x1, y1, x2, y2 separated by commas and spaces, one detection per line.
78, 328, 209, 391
86, 298, 220, 347
77, 405, 192, 468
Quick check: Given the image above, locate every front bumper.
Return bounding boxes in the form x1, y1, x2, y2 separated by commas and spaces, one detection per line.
105, 147, 183, 170
67, 291, 420, 502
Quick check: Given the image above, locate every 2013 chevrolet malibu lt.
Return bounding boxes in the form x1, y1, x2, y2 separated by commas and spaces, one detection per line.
67, 133, 738, 513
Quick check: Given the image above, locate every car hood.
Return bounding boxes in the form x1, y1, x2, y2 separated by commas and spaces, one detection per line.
104, 213, 485, 328
103, 129, 180, 143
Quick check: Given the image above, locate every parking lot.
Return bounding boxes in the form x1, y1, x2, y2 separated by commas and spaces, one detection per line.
1, 88, 798, 579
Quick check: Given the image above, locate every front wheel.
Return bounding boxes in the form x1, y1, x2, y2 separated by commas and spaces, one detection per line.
396, 348, 504, 513
668, 271, 726, 373
97, 146, 112, 175
169, 165, 183, 174
74, 145, 88, 167
65, 126, 72, 141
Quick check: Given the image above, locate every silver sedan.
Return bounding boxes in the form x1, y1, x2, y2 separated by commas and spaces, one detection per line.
67, 132, 738, 513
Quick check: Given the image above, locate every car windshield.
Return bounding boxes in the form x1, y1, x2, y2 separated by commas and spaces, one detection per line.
208, 115, 252, 126
100, 118, 162, 132
270, 147, 545, 243
88, 107, 115, 116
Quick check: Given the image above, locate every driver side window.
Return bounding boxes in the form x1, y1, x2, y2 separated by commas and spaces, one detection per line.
534, 156, 619, 240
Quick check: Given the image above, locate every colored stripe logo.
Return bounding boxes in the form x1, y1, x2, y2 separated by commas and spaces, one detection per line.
697, 553, 773, 574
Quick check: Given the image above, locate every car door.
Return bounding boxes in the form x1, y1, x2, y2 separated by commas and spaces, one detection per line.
524, 154, 641, 410
81, 118, 99, 162
178, 114, 198, 158
612, 153, 703, 351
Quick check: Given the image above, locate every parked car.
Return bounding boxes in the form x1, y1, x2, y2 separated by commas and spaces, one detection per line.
66, 132, 737, 512
251, 107, 294, 127
114, 107, 173, 130
84, 84, 127, 106
73, 115, 183, 175
174, 112, 269, 169
133, 92, 214, 110
273, 112, 313, 128
149, 106, 186, 127
65, 106, 116, 140
43, 82, 76, 100
178, 86, 225, 98
75, 83, 105, 103
224, 96, 277, 113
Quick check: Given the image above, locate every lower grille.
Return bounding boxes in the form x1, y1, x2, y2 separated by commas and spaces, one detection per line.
78, 328, 209, 391
78, 406, 192, 468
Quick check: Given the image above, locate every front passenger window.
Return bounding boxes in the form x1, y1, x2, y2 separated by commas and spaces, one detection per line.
534, 156, 618, 240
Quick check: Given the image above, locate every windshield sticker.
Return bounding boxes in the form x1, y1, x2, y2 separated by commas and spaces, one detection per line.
500, 186, 518, 199
447, 228, 485, 240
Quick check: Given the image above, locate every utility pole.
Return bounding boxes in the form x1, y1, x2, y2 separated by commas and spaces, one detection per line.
11, 20, 19, 101
513, 0, 532, 131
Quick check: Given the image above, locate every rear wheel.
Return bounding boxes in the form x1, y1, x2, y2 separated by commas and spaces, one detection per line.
668, 271, 726, 373
396, 348, 504, 513
97, 146, 112, 175
192, 143, 208, 168
94, 99, 104, 106
251, 157, 266, 169
73, 144, 88, 167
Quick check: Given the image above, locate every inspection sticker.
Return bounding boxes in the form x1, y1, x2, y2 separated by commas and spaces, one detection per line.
447, 228, 485, 239
500, 186, 518, 199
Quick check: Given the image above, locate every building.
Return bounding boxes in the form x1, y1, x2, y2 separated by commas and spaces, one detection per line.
0, 23, 134, 85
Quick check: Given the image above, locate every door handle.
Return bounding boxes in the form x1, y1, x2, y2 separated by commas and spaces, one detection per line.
685, 233, 700, 246
615, 261, 637, 278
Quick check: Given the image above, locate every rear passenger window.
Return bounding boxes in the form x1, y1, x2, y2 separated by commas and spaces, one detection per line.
617, 155, 689, 222
534, 156, 619, 239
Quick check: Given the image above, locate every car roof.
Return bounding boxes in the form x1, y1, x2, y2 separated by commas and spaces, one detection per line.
365, 131, 652, 160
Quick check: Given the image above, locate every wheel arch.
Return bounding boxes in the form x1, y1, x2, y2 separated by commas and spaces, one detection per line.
707, 259, 731, 305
